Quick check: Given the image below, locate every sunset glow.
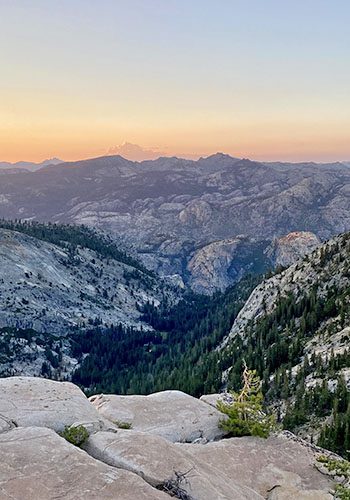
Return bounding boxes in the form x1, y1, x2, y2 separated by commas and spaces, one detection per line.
1, 0, 350, 163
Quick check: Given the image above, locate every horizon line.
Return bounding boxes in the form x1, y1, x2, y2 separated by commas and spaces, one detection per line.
1, 152, 350, 167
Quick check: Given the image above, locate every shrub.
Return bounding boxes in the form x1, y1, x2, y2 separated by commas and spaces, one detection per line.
61, 424, 89, 447
114, 420, 132, 429
316, 455, 350, 499
217, 362, 275, 438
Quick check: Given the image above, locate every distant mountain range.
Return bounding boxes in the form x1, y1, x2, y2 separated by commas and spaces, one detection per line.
0, 153, 349, 292
0, 157, 63, 172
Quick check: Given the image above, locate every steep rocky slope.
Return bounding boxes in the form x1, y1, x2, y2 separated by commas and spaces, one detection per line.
225, 232, 350, 345
0, 377, 337, 499
0, 223, 180, 378
0, 227, 174, 333
0, 153, 348, 291
221, 232, 350, 455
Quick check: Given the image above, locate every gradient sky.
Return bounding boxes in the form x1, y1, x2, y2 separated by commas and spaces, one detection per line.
1, 0, 350, 162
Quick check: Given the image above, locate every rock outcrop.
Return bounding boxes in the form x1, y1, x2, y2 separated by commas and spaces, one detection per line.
0, 376, 113, 433
266, 231, 320, 268
84, 429, 260, 499
89, 390, 226, 443
0, 427, 168, 500
0, 377, 337, 499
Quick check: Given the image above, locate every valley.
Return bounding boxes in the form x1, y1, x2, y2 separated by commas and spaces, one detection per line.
0, 156, 349, 468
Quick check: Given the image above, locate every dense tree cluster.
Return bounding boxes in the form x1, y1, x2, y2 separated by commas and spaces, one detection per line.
72, 274, 260, 397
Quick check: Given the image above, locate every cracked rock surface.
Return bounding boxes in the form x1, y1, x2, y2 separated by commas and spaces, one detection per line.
0, 377, 336, 499
180, 435, 333, 500
0, 427, 168, 500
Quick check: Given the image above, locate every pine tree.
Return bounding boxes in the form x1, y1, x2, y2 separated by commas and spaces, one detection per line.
217, 362, 275, 438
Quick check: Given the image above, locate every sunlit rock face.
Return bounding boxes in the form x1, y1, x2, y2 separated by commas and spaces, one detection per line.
266, 231, 321, 268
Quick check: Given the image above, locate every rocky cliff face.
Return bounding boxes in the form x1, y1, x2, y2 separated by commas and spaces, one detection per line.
187, 237, 269, 294
0, 377, 337, 499
0, 154, 349, 292
224, 232, 350, 346
265, 231, 321, 268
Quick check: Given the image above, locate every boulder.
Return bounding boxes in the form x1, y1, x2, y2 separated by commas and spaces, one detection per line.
0, 427, 168, 499
199, 393, 233, 408
84, 429, 261, 499
0, 376, 114, 433
199, 393, 221, 408
179, 434, 334, 500
85, 430, 334, 499
89, 390, 226, 443
85, 430, 191, 485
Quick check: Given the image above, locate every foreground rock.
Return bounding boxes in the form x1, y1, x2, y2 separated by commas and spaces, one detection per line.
0, 377, 336, 499
0, 376, 113, 433
85, 429, 263, 499
180, 434, 333, 500
89, 390, 226, 443
85, 429, 334, 499
0, 427, 167, 500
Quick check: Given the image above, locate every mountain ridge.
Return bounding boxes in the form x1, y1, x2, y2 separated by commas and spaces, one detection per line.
220, 231, 350, 458
0, 157, 63, 172
0, 153, 349, 293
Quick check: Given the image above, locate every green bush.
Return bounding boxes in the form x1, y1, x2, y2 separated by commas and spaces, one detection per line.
114, 420, 132, 429
217, 363, 275, 438
61, 425, 89, 447
316, 455, 350, 499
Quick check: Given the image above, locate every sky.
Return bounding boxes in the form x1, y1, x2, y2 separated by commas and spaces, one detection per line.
1, 0, 350, 163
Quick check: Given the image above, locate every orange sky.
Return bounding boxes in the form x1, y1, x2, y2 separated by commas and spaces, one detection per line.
1, 1, 349, 163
